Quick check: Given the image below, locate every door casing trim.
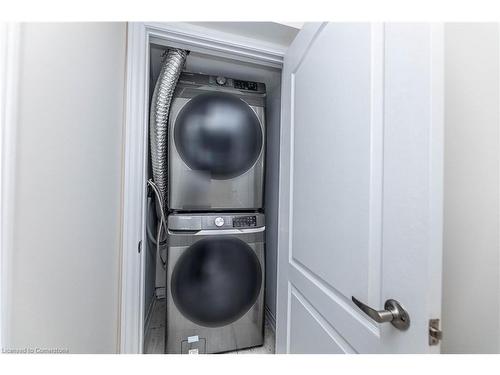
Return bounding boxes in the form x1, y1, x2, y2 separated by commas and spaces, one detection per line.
0, 22, 21, 350
120, 22, 285, 354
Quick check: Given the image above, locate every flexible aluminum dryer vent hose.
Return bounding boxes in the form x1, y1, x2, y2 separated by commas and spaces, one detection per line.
150, 48, 188, 213
148, 49, 187, 349
148, 49, 187, 273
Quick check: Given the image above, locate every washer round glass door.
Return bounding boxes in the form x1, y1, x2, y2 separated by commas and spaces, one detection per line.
174, 92, 263, 180
171, 237, 262, 328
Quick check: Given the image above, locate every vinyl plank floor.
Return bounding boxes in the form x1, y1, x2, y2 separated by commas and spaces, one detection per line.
144, 298, 275, 354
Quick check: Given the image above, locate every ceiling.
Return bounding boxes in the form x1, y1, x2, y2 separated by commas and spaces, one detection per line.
187, 22, 301, 49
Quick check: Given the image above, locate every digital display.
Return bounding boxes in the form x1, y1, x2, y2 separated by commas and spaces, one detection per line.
233, 216, 257, 228
234, 80, 258, 91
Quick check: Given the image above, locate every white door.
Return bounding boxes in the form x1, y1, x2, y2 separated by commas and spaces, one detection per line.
276, 23, 443, 353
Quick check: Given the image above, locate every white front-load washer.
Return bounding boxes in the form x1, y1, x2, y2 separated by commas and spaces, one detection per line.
168, 72, 266, 211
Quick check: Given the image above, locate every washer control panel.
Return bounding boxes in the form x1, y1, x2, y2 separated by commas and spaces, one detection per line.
232, 215, 257, 228
168, 213, 264, 230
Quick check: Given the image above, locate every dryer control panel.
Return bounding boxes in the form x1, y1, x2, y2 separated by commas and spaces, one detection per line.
177, 72, 266, 94
208, 75, 264, 92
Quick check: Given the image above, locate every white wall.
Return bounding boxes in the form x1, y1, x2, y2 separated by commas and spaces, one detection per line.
5, 23, 127, 353
442, 23, 500, 353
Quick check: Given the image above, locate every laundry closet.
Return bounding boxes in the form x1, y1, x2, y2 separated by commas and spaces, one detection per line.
139, 23, 291, 354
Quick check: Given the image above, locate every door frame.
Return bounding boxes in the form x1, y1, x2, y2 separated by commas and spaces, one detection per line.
120, 22, 286, 353
0, 22, 21, 350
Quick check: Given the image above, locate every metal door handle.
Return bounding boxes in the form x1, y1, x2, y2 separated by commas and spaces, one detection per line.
351, 297, 410, 331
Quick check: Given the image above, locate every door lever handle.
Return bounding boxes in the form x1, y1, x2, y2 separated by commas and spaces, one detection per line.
352, 296, 410, 331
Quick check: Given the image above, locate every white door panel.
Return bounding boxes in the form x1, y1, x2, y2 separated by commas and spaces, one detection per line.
276, 22, 443, 353
289, 287, 355, 354
291, 23, 373, 303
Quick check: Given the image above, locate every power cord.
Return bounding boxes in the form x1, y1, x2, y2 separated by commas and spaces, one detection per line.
147, 179, 168, 269
146, 197, 167, 247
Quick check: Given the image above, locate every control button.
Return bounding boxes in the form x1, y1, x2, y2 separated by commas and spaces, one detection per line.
216, 76, 227, 86
214, 217, 225, 227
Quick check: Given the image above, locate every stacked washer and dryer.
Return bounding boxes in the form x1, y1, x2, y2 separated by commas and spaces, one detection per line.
151, 64, 267, 354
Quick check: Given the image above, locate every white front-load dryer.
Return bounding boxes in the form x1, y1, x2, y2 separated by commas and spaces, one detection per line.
165, 212, 265, 354
168, 72, 266, 211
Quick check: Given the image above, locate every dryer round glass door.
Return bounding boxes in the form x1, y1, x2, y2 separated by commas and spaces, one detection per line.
174, 92, 263, 180
171, 237, 262, 328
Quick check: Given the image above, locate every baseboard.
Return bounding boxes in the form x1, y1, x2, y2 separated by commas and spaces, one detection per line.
264, 305, 276, 332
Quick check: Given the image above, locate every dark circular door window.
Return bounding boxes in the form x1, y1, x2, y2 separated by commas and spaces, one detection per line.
174, 92, 263, 180
171, 237, 262, 328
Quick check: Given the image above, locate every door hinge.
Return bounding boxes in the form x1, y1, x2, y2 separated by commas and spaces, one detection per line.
429, 318, 442, 346
138, 240, 142, 254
